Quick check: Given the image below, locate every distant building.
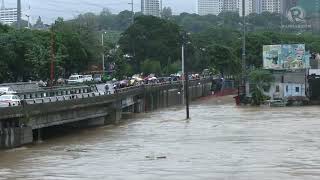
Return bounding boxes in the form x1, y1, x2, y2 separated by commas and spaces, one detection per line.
222, 0, 238, 12
197, 0, 222, 16
197, 0, 253, 16
238, 0, 253, 16
197, 0, 282, 16
252, 0, 262, 14
141, 0, 161, 17
0, 0, 17, 25
261, 0, 281, 13
0, 8, 17, 25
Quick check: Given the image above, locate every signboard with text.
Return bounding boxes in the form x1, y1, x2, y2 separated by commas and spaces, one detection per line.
282, 0, 320, 31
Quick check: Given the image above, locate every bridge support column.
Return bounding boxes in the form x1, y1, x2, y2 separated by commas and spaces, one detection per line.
37, 128, 42, 143
134, 99, 145, 113
0, 121, 3, 148
109, 101, 122, 125
151, 93, 155, 110
110, 109, 121, 125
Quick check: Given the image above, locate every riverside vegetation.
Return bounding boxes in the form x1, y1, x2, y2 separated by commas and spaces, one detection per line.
1, 9, 320, 83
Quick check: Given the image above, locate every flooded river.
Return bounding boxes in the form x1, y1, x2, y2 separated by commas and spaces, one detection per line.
1, 96, 320, 180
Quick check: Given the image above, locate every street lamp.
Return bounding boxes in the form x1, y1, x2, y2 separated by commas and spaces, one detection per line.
181, 32, 191, 119
101, 32, 107, 74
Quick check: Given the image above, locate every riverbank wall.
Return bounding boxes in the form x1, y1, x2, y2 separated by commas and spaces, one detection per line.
0, 80, 212, 149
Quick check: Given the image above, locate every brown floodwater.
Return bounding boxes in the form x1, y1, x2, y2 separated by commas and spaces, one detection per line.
1, 96, 320, 180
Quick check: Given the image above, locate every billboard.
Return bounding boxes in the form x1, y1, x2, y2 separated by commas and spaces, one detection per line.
263, 44, 310, 70
282, 0, 320, 31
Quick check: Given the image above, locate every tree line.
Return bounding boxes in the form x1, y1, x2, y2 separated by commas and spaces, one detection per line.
1, 9, 320, 83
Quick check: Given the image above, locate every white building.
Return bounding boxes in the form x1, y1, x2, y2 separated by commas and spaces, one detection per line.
252, 0, 281, 14
238, 0, 253, 16
197, 0, 222, 16
262, 0, 281, 13
221, 0, 253, 16
141, 0, 161, 17
0, 8, 17, 25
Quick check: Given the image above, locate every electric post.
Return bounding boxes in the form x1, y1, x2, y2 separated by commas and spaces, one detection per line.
129, 0, 134, 24
17, 0, 21, 29
182, 32, 190, 119
50, 28, 55, 88
241, 0, 246, 96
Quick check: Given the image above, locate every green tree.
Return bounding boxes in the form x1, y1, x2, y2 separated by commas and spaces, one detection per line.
119, 15, 181, 73
141, 59, 162, 75
249, 69, 274, 105
161, 7, 172, 20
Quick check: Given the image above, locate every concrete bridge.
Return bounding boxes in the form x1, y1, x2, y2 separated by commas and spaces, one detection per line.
0, 79, 213, 149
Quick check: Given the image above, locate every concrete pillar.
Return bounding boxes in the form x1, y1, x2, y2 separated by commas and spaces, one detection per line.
37, 128, 42, 143
166, 89, 169, 107
10, 127, 14, 147
0, 121, 3, 148
109, 109, 122, 124
20, 126, 33, 145
4, 127, 9, 148
134, 99, 145, 113
150, 93, 154, 111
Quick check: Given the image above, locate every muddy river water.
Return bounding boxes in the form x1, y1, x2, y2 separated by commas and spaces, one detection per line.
1, 96, 320, 180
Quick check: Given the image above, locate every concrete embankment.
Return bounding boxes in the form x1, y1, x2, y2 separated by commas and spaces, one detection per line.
0, 80, 212, 149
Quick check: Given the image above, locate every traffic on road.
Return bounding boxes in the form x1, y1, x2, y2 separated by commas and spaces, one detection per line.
0, 71, 211, 108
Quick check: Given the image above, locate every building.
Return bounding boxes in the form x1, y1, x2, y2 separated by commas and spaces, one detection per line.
197, 0, 253, 16
222, 0, 238, 12
262, 0, 281, 13
252, 0, 262, 13
239, 0, 253, 16
141, 0, 161, 17
0, 0, 17, 25
197, 0, 222, 16
0, 8, 17, 25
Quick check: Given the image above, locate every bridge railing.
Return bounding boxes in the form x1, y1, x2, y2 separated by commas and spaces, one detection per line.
1, 78, 212, 107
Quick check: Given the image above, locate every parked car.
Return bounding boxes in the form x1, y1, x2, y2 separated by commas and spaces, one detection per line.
67, 75, 85, 84
0, 95, 21, 107
83, 75, 93, 82
0, 87, 17, 95
93, 74, 102, 83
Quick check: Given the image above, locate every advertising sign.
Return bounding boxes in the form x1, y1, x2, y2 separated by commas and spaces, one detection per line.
263, 45, 282, 69
263, 44, 310, 70
282, 0, 320, 30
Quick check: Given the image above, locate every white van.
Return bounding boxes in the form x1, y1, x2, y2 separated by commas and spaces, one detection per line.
0, 87, 17, 95
83, 75, 93, 82
67, 75, 85, 84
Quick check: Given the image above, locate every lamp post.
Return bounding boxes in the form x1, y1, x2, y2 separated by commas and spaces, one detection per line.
241, 0, 246, 96
181, 43, 185, 104
181, 32, 190, 119
101, 32, 107, 74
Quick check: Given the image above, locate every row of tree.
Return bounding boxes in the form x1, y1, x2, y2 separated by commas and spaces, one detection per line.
1, 9, 320, 83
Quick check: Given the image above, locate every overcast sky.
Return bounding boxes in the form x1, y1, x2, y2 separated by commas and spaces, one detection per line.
4, 0, 196, 23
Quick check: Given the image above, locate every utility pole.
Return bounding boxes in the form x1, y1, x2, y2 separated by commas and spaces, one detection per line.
182, 32, 190, 119
185, 72, 190, 119
101, 32, 105, 74
241, 0, 246, 95
17, 0, 21, 29
50, 28, 55, 88
160, 0, 162, 17
128, 0, 134, 24
26, 4, 31, 29
181, 44, 185, 104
